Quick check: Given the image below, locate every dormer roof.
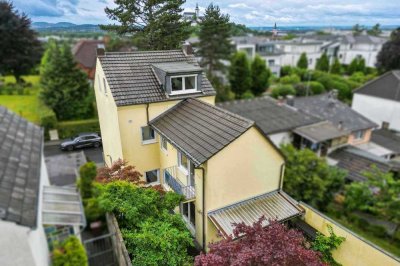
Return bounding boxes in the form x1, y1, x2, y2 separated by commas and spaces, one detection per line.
98, 50, 215, 106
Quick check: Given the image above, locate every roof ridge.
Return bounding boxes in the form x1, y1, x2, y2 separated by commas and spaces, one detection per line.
104, 49, 182, 56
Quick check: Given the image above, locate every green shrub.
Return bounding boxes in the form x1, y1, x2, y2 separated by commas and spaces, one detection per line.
57, 119, 100, 139
349, 72, 366, 83
280, 74, 301, 85
294, 83, 307, 96
368, 224, 387, 238
38, 102, 58, 130
309, 81, 326, 94
52, 236, 88, 266
312, 225, 345, 266
271, 84, 296, 98
79, 162, 97, 199
280, 65, 292, 77
83, 197, 104, 223
242, 90, 255, 99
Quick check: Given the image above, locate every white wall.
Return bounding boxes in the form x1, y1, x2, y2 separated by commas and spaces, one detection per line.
338, 43, 382, 67
352, 94, 400, 131
268, 131, 292, 147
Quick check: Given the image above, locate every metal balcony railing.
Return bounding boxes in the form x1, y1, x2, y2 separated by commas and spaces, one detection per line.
163, 166, 195, 200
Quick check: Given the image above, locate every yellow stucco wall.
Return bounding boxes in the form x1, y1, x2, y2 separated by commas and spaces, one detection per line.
94, 60, 123, 166
301, 203, 400, 266
204, 127, 284, 246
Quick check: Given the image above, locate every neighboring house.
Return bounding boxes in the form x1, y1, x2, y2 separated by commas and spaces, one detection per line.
0, 107, 86, 266
73, 40, 105, 80
94, 46, 304, 249
352, 71, 400, 131
217, 96, 322, 146
0, 106, 50, 266
328, 146, 393, 182
337, 34, 387, 68
293, 91, 378, 149
368, 128, 400, 160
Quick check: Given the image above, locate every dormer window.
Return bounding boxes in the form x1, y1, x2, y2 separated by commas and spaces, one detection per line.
171, 75, 197, 94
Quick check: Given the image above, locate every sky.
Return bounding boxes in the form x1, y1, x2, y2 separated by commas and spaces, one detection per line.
11, 0, 400, 27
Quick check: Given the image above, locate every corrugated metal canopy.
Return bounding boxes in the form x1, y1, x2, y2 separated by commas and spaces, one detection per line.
42, 186, 86, 226
208, 190, 303, 238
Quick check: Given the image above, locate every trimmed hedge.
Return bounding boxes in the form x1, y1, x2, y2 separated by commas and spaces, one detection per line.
52, 236, 88, 266
57, 119, 100, 139
38, 102, 57, 130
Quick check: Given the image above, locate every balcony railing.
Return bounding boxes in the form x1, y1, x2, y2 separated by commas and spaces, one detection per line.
163, 166, 195, 201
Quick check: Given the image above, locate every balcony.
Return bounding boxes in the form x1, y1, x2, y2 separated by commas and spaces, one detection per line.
163, 166, 195, 201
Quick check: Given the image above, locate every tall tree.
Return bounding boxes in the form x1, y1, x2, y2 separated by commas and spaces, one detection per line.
40, 41, 93, 120
250, 55, 270, 96
330, 57, 342, 74
352, 24, 364, 36
229, 52, 251, 99
0, 1, 42, 82
376, 28, 400, 73
348, 57, 366, 75
316, 53, 330, 72
297, 52, 308, 69
367, 23, 382, 36
195, 218, 325, 265
281, 144, 346, 210
101, 0, 190, 50
197, 4, 233, 75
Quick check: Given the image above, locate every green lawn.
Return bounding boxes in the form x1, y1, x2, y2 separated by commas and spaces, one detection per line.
0, 75, 41, 124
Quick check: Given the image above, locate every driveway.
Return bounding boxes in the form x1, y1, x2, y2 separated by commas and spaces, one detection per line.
44, 141, 104, 186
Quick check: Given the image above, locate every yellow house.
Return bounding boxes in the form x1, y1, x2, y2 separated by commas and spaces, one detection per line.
94, 46, 304, 249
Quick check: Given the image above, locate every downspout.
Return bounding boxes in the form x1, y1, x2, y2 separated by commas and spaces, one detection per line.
195, 166, 206, 251
146, 103, 150, 124
278, 163, 285, 190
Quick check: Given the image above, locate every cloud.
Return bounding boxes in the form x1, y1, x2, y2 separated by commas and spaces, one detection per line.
228, 3, 251, 9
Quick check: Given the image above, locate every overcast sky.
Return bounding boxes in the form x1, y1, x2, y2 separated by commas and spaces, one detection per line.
11, 0, 400, 26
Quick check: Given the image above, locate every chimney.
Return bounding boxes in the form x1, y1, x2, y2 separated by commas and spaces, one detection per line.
96, 48, 105, 56
338, 121, 343, 130
331, 89, 338, 99
286, 95, 294, 106
277, 96, 284, 106
182, 42, 193, 56
382, 121, 390, 129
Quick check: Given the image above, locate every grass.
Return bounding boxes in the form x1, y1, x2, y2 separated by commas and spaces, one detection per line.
0, 75, 41, 124
325, 211, 400, 258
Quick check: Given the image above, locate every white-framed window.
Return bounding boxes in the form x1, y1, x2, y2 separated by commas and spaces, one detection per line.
141, 126, 156, 144
103, 77, 107, 96
160, 136, 168, 151
354, 130, 365, 140
145, 169, 160, 184
178, 151, 189, 174
170, 75, 197, 95
268, 59, 275, 66
181, 201, 196, 233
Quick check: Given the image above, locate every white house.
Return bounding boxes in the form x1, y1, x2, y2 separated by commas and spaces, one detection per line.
352, 70, 400, 131
0, 106, 50, 266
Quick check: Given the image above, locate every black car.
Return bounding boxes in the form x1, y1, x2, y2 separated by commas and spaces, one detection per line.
60, 133, 102, 151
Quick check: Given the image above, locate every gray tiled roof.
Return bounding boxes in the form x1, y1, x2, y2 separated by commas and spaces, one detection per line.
0, 106, 42, 228
150, 98, 254, 166
293, 93, 377, 132
294, 121, 348, 142
329, 147, 391, 182
371, 129, 400, 154
217, 97, 322, 135
355, 71, 400, 102
98, 50, 215, 106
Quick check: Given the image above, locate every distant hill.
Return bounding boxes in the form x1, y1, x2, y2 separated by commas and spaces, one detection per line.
32, 22, 102, 32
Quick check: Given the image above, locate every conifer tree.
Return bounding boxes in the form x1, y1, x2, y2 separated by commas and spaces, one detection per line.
101, 0, 191, 50
250, 55, 270, 96
40, 41, 93, 120
198, 4, 233, 75
229, 52, 251, 99
377, 28, 400, 73
297, 52, 308, 69
348, 57, 366, 75
0, 1, 42, 82
316, 53, 330, 72
330, 58, 342, 74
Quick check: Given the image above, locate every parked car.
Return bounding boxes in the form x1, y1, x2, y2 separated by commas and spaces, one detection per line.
60, 133, 102, 151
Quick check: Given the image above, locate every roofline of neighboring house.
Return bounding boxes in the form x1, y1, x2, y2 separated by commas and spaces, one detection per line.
32, 127, 44, 230
353, 71, 395, 94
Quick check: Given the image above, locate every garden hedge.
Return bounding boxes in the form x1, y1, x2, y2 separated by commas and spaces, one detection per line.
57, 119, 100, 139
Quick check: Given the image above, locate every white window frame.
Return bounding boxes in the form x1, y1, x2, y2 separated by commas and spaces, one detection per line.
141, 126, 157, 145
160, 136, 168, 152
145, 169, 160, 184
170, 74, 197, 95
181, 201, 195, 235
178, 151, 189, 175
354, 130, 365, 140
